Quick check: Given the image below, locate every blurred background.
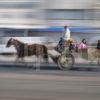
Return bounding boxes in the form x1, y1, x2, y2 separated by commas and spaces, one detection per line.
0, 0, 46, 28
46, 0, 100, 27
0, 0, 99, 64
0, 0, 99, 27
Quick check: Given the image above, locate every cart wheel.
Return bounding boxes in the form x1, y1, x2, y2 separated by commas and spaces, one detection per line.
58, 54, 75, 70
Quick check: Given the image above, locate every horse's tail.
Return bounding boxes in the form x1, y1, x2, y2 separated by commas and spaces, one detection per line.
43, 46, 48, 63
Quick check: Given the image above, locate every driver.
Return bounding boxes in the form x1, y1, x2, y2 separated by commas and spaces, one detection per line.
56, 25, 71, 52
62, 25, 71, 42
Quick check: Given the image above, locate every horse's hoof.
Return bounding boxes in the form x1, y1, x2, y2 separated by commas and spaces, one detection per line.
97, 62, 100, 65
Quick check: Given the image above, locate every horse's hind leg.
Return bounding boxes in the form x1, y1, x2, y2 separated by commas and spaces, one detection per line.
99, 57, 100, 65
97, 56, 100, 65
35, 56, 41, 71
43, 54, 48, 63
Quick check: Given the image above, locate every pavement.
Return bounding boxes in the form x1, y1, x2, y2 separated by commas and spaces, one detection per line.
0, 61, 99, 72
0, 54, 99, 72
0, 57, 99, 100
0, 68, 100, 100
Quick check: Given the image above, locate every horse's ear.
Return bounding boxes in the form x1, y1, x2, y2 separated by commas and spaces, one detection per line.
10, 38, 13, 42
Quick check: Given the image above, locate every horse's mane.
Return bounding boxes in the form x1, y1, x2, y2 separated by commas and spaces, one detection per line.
13, 38, 24, 45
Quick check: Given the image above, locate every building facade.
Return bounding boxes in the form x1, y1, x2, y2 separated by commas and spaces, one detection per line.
0, 0, 46, 28
46, 0, 100, 27
0, 0, 100, 27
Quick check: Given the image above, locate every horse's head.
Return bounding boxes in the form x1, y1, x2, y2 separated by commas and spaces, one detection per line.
6, 38, 14, 47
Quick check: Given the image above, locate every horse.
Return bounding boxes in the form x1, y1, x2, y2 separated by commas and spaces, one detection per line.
6, 38, 48, 63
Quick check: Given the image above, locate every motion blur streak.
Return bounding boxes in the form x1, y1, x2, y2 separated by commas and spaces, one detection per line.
0, 0, 46, 28
0, 0, 100, 27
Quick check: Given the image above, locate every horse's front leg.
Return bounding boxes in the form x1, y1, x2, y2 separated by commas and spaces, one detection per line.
15, 55, 19, 63
14, 53, 21, 63
21, 57, 25, 62
15, 56, 24, 63
21, 57, 29, 67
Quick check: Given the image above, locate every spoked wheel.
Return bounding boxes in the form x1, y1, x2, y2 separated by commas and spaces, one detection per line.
57, 54, 75, 70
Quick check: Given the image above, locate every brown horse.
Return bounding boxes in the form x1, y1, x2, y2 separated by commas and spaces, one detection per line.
6, 38, 48, 62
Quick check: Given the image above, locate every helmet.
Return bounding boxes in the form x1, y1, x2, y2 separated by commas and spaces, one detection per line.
64, 25, 67, 29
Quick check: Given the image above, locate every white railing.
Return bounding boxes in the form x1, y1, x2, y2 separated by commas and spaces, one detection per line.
0, 44, 16, 53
